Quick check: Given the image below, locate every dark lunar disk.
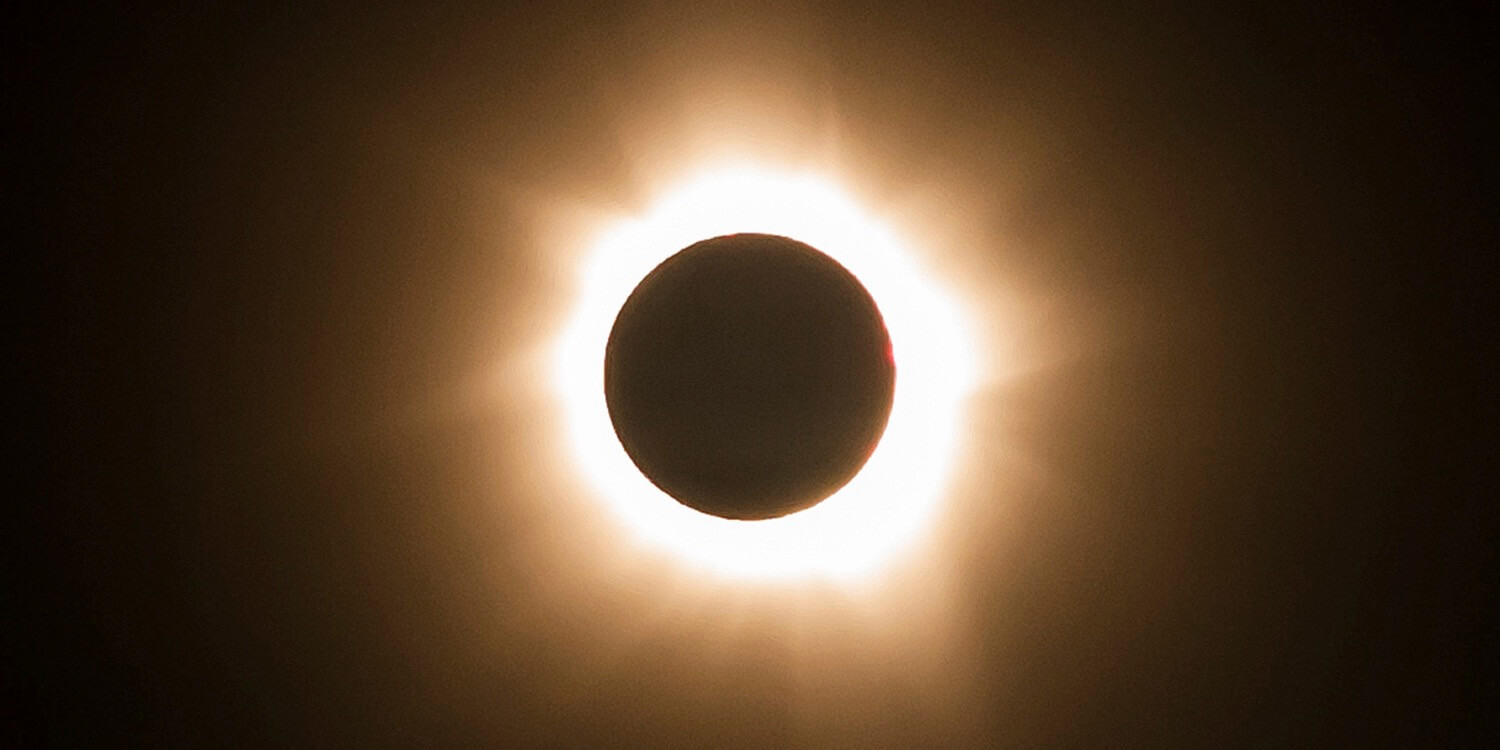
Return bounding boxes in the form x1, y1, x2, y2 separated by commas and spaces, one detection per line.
604, 233, 896, 520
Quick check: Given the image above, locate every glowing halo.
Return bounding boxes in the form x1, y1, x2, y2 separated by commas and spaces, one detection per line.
552, 166, 979, 581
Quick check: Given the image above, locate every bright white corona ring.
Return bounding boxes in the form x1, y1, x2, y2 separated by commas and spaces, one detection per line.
553, 167, 979, 581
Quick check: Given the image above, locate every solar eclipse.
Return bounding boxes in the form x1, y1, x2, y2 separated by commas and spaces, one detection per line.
553, 167, 979, 580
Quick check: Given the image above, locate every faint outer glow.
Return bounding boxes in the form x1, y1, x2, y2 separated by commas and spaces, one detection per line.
553, 167, 979, 581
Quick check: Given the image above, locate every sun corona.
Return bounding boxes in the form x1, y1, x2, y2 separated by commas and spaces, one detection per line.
553, 167, 978, 580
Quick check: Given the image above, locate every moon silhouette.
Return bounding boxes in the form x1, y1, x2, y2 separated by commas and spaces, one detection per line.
604, 233, 896, 520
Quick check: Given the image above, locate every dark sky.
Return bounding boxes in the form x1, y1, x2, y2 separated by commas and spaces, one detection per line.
20, 1, 1493, 746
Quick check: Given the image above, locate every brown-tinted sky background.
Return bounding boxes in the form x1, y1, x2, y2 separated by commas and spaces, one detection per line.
21, 1, 1492, 746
